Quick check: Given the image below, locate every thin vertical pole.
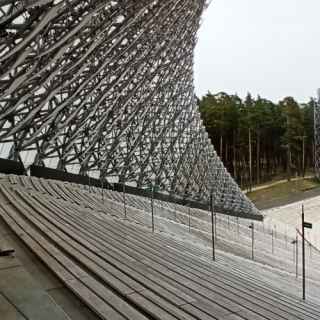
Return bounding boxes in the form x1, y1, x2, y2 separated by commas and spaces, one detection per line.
210, 194, 215, 261
309, 243, 312, 260
122, 183, 127, 219
188, 206, 191, 233
314, 90, 318, 177
302, 204, 306, 300
251, 222, 254, 260
271, 229, 274, 254
296, 235, 298, 279
101, 179, 104, 203
292, 240, 295, 262
248, 127, 252, 191
151, 187, 154, 233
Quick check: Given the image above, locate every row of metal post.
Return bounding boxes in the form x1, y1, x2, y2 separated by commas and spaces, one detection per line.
105, 183, 306, 261
111, 183, 310, 300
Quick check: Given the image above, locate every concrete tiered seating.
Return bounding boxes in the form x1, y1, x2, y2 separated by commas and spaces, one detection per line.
53, 177, 320, 294
69, 178, 320, 301
0, 175, 320, 320
71, 180, 320, 282
11, 174, 320, 279
9, 174, 320, 284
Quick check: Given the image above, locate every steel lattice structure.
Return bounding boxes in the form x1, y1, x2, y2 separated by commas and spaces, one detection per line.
0, 0, 260, 217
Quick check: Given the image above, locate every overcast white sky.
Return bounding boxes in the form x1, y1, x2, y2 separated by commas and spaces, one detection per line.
194, 0, 320, 103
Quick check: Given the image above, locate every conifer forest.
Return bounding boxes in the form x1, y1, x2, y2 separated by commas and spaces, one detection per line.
198, 92, 316, 190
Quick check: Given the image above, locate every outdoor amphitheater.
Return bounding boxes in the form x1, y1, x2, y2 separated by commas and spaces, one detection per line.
1, 1, 320, 319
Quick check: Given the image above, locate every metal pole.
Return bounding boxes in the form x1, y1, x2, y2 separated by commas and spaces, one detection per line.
210, 194, 215, 261
250, 222, 254, 260
293, 240, 295, 262
101, 179, 104, 203
309, 243, 312, 259
296, 235, 298, 279
122, 183, 127, 219
151, 186, 154, 233
302, 204, 306, 300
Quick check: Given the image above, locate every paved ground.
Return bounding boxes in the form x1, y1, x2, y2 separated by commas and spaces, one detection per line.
0, 217, 99, 320
262, 192, 320, 249
247, 177, 320, 250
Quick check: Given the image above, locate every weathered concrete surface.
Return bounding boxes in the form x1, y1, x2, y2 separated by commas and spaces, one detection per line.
0, 217, 98, 320
0, 292, 26, 320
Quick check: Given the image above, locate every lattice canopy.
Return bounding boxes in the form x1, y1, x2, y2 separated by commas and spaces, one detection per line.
0, 0, 260, 218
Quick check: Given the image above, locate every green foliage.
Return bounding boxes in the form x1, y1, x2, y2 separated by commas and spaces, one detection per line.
198, 92, 314, 188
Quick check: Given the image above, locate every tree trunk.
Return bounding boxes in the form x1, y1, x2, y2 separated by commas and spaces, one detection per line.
233, 130, 237, 178
248, 128, 252, 191
312, 142, 315, 173
256, 130, 260, 184
225, 141, 228, 162
287, 144, 292, 181
302, 137, 305, 177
